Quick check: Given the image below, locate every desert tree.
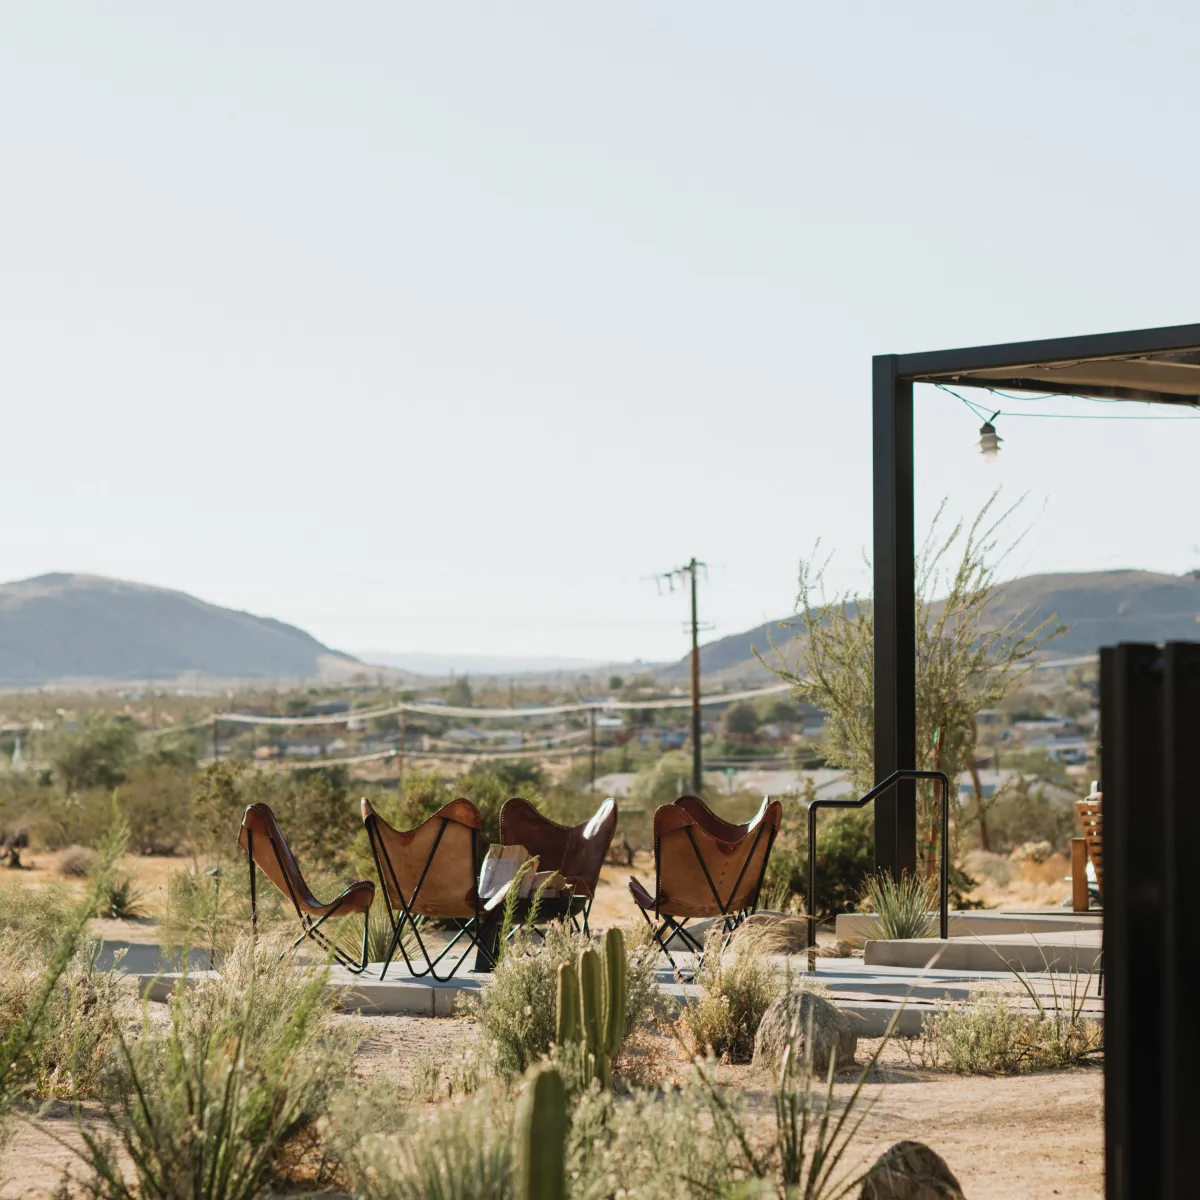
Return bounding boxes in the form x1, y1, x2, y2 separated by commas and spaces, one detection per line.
757, 493, 1064, 867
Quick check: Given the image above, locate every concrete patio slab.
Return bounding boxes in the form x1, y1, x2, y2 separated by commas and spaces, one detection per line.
133, 946, 1103, 1038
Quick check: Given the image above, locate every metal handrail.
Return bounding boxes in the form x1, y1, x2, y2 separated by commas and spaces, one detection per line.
807, 769, 951, 956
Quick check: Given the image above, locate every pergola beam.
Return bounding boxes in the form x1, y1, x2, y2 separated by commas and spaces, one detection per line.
871, 355, 916, 879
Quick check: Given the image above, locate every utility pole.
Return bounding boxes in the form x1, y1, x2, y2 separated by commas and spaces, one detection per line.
590, 707, 597, 791
654, 557, 709, 794
212, 717, 219, 762
398, 707, 407, 783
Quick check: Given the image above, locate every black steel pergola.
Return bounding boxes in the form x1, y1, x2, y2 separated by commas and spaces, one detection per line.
871, 320, 1200, 879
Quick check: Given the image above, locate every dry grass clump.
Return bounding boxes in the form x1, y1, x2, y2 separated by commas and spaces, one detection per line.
680, 930, 783, 1063
731, 912, 810, 955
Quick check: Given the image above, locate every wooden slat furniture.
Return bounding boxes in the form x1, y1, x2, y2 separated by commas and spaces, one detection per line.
1076, 796, 1103, 899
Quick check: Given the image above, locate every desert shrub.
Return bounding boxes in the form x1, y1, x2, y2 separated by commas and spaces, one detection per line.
628, 751, 724, 808
467, 920, 659, 1079
0, 938, 132, 1100
49, 716, 138, 793
112, 763, 194, 855
982, 774, 1080, 855
680, 931, 782, 1063
334, 1085, 516, 1200
569, 1086, 739, 1200
190, 761, 361, 873
60, 845, 95, 877
0, 814, 127, 1121
760, 805, 874, 922
857, 871, 936, 940
0, 879, 75, 951
72, 935, 354, 1200
904, 985, 1103, 1075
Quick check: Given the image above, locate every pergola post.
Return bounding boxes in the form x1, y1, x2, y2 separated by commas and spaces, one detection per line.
871, 354, 917, 879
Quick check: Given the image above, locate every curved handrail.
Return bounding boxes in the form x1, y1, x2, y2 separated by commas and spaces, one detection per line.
807, 769, 951, 957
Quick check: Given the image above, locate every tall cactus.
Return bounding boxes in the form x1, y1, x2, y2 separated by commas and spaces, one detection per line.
514, 1064, 568, 1200
555, 960, 579, 1046
554, 927, 628, 1089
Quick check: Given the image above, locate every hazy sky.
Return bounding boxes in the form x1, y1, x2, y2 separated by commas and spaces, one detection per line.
3, 3, 1198, 663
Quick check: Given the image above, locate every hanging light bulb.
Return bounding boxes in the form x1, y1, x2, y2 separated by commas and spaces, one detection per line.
978, 411, 1002, 460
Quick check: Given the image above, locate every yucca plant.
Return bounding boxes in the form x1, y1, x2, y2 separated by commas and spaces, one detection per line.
858, 871, 936, 940
96, 874, 145, 920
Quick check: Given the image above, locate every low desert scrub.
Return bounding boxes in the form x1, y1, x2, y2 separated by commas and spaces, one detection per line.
333, 1010, 897, 1200
858, 871, 936, 940
903, 979, 1103, 1075
67, 935, 355, 1200
333, 1085, 516, 1200
0, 812, 127, 1127
59, 845, 95, 877
680, 929, 783, 1063
0, 878, 76, 951
467, 919, 660, 1080
0, 939, 134, 1100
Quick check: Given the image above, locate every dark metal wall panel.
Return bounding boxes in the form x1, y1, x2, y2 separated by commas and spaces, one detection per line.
1161, 642, 1200, 1196
871, 354, 916, 877
1102, 644, 1166, 1200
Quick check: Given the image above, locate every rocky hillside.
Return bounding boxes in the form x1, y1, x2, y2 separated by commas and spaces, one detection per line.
0, 574, 367, 687
664, 570, 1200, 685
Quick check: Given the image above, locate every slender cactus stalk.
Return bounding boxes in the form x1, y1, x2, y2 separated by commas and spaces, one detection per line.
514, 1064, 568, 1200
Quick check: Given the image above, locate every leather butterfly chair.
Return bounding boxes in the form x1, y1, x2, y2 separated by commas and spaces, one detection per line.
628, 795, 783, 971
238, 803, 375, 974
499, 796, 618, 935
361, 797, 506, 982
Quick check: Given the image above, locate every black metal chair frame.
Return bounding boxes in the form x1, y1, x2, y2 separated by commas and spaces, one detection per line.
244, 826, 371, 975
635, 819, 777, 974
363, 812, 497, 982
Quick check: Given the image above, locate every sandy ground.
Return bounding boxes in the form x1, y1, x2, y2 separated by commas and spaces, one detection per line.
2, 1016, 1102, 1199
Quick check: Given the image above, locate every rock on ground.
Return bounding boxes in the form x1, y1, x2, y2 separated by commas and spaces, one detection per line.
858, 1140, 966, 1200
752, 987, 857, 1074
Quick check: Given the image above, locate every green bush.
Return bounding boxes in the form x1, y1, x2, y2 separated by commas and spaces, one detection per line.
760, 805, 874, 922
48, 716, 138, 793
905, 987, 1103, 1075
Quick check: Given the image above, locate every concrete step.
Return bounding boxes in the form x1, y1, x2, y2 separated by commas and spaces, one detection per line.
836, 910, 1102, 942
863, 930, 1103, 974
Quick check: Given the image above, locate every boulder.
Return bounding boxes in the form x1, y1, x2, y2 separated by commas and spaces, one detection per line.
752, 987, 857, 1075
858, 1141, 966, 1200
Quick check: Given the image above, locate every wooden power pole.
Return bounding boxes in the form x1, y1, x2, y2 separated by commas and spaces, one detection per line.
655, 557, 708, 795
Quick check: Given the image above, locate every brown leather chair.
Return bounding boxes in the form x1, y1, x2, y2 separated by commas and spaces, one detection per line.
238, 803, 375, 974
361, 796, 505, 981
499, 796, 618, 933
629, 794, 783, 970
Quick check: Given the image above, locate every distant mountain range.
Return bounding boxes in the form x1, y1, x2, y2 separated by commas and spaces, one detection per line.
0, 574, 370, 688
1, 569, 1195, 691
664, 569, 1200, 685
